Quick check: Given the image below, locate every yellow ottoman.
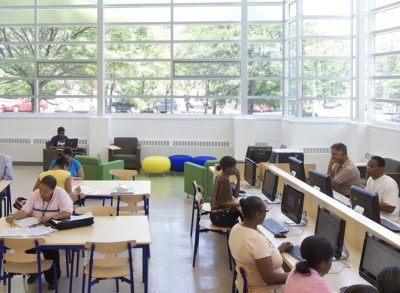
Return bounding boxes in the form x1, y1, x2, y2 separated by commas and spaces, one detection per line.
142, 156, 171, 174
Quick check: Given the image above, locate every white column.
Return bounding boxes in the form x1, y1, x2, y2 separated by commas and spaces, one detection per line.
241, 0, 248, 115
97, 0, 105, 116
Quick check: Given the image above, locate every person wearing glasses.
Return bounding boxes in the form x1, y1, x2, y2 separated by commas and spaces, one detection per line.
229, 196, 292, 292
6, 175, 73, 290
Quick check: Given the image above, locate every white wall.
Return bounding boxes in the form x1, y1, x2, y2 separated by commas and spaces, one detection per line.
0, 115, 399, 168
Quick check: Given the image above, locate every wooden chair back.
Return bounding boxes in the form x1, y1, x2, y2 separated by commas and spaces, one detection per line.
84, 240, 136, 268
1, 238, 45, 263
112, 194, 149, 215
109, 169, 137, 180
75, 206, 117, 216
69, 193, 86, 203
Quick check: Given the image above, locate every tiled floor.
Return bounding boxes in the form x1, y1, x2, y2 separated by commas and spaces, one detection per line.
2, 166, 233, 293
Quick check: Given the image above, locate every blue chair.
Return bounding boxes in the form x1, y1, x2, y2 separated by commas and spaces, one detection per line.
190, 181, 211, 237
192, 189, 232, 269
0, 238, 58, 293
82, 240, 136, 293
233, 262, 269, 293
192, 156, 217, 166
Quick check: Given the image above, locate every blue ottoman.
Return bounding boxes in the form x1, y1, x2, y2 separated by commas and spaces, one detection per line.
192, 156, 217, 166
169, 155, 192, 172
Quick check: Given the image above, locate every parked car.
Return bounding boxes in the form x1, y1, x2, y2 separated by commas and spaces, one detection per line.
252, 104, 272, 112
1, 98, 48, 112
54, 98, 96, 113
109, 101, 137, 113
141, 99, 178, 113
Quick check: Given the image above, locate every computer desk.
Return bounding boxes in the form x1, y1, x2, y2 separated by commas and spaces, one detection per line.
240, 163, 400, 291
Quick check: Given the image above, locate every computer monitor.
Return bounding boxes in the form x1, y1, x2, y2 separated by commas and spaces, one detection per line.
359, 232, 400, 286
244, 157, 257, 186
246, 146, 272, 163
288, 157, 306, 182
65, 138, 78, 149
315, 205, 346, 260
308, 169, 333, 197
281, 183, 305, 225
262, 169, 279, 202
350, 186, 380, 223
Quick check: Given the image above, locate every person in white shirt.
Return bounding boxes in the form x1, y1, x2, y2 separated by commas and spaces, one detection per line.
366, 156, 399, 222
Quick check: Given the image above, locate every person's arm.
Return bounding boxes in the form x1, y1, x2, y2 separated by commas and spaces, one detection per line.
379, 202, 395, 213
232, 168, 241, 198
39, 211, 71, 224
327, 157, 335, 179
255, 256, 288, 285
6, 209, 28, 224
74, 167, 84, 180
33, 178, 40, 191
65, 175, 73, 193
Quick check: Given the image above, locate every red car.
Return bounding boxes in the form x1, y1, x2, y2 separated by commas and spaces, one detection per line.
1, 98, 48, 112
252, 104, 272, 112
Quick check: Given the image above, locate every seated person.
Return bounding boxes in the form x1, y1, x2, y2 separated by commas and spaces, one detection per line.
49, 126, 68, 150
6, 175, 73, 289
229, 196, 291, 292
49, 147, 84, 180
376, 264, 400, 293
0, 153, 13, 217
210, 156, 242, 227
285, 235, 334, 293
327, 143, 360, 196
365, 156, 399, 222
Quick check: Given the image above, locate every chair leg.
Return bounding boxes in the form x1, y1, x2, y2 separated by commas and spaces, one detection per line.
76, 249, 80, 277
190, 197, 195, 237
116, 278, 119, 292
7, 276, 11, 293
102, 198, 105, 206
192, 224, 200, 267
38, 272, 43, 293
226, 232, 232, 271
53, 263, 59, 293
66, 249, 70, 278
81, 270, 86, 293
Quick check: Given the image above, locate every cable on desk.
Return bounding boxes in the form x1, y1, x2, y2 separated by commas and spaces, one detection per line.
327, 260, 351, 274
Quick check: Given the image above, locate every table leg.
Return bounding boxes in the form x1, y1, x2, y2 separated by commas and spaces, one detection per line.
69, 250, 75, 293
143, 245, 149, 293
6, 185, 11, 216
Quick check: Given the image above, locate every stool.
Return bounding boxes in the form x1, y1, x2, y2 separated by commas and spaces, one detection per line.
142, 156, 171, 174
192, 156, 217, 166
169, 155, 192, 172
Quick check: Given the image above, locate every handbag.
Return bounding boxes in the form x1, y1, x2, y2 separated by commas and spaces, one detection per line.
48, 216, 94, 230
13, 197, 27, 210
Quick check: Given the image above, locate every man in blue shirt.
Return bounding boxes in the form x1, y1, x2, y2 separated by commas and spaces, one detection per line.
49, 126, 69, 150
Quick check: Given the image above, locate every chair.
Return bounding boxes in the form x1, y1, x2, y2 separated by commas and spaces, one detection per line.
74, 155, 124, 180
190, 181, 211, 237
113, 194, 150, 216
184, 159, 219, 201
43, 141, 59, 171
109, 169, 137, 180
234, 262, 269, 293
192, 189, 232, 269
0, 237, 58, 293
82, 240, 136, 293
69, 193, 86, 210
384, 158, 400, 197
75, 206, 117, 217
109, 137, 141, 171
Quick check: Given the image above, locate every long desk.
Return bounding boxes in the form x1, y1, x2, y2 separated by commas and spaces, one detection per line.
0, 180, 12, 216
0, 216, 151, 293
240, 163, 400, 292
72, 180, 151, 198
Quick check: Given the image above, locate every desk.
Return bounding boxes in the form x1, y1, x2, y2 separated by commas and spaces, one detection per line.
0, 180, 11, 216
239, 164, 400, 291
72, 180, 151, 198
0, 216, 151, 293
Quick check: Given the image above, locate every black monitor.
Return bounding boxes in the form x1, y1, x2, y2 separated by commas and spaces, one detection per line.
65, 138, 78, 149
288, 157, 306, 182
246, 146, 272, 163
350, 186, 380, 223
315, 205, 346, 260
244, 157, 257, 186
281, 183, 305, 224
359, 232, 400, 286
308, 169, 333, 197
262, 169, 279, 202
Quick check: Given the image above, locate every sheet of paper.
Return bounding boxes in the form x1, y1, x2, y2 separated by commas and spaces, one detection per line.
75, 186, 100, 195
71, 212, 93, 221
1, 228, 27, 237
26, 226, 57, 237
14, 217, 39, 228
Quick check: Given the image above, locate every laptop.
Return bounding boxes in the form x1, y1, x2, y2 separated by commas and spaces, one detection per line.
65, 138, 78, 149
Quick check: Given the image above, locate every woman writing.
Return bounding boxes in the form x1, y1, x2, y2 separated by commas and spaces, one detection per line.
49, 147, 84, 180
229, 196, 292, 292
210, 156, 242, 227
285, 236, 334, 293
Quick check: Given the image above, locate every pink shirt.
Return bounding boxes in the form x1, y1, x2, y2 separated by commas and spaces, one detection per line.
22, 186, 73, 218
284, 267, 333, 293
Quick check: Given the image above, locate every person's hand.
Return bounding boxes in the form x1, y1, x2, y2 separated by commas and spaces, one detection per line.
6, 215, 14, 226
328, 156, 335, 166
39, 216, 50, 224
74, 186, 81, 194
278, 242, 293, 253
234, 168, 240, 181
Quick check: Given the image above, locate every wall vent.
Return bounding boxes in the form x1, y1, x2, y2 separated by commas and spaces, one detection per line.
33, 138, 48, 145
172, 140, 230, 148
139, 140, 170, 147
255, 142, 269, 147
303, 147, 330, 154
0, 138, 30, 144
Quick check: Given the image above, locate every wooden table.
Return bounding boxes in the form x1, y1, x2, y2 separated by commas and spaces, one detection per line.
0, 216, 151, 293
0, 180, 12, 216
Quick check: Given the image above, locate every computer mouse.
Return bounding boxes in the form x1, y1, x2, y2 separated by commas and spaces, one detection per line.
274, 233, 287, 238
239, 189, 246, 194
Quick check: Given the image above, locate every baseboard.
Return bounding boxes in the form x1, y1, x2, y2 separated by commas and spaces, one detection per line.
13, 162, 43, 166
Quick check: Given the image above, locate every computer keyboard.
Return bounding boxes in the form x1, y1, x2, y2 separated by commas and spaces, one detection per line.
262, 218, 288, 234
286, 244, 303, 261
380, 218, 400, 232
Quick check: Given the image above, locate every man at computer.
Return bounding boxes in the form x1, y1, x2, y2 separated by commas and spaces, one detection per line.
327, 143, 360, 197
49, 126, 69, 150
365, 156, 399, 223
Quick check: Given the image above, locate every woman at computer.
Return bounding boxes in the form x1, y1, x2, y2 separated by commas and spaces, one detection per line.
210, 156, 242, 227
285, 235, 334, 293
49, 147, 84, 179
229, 196, 292, 292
